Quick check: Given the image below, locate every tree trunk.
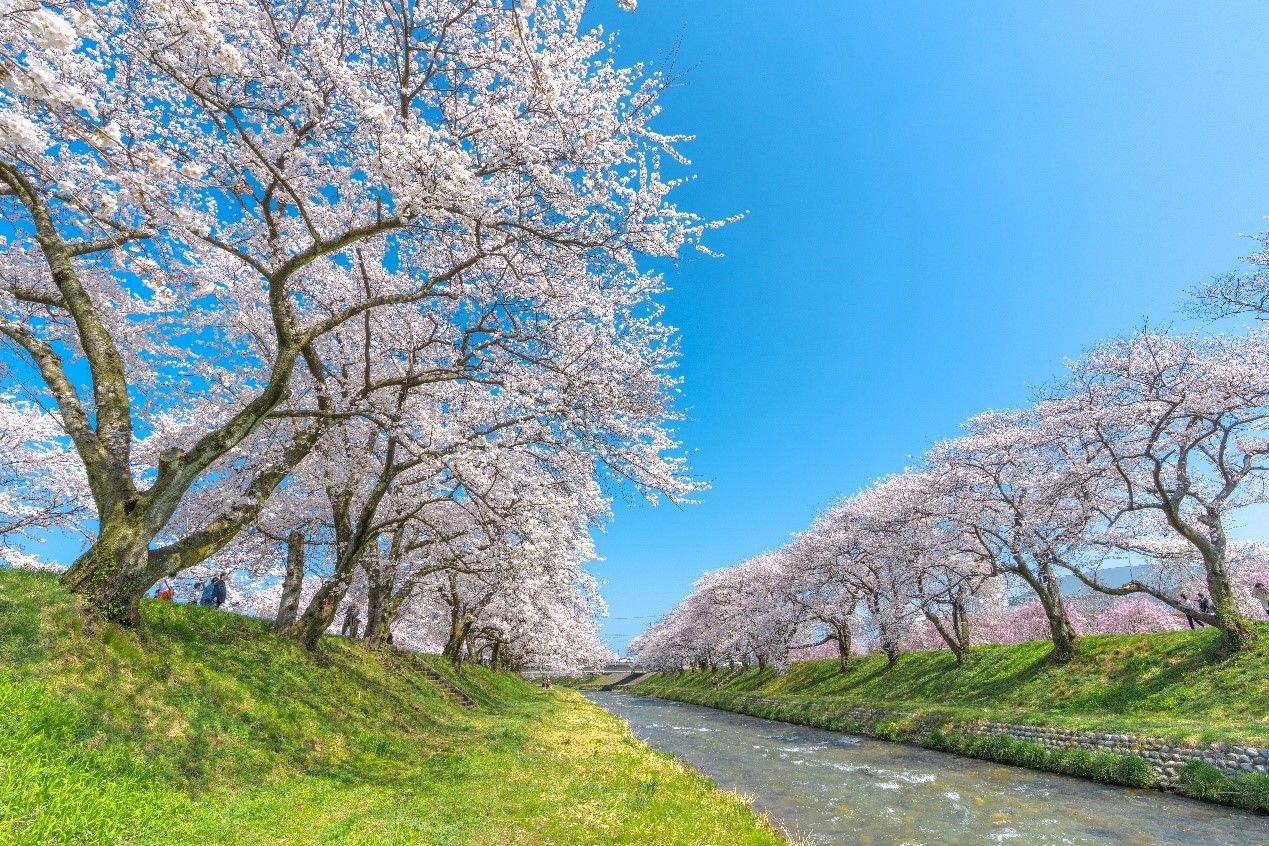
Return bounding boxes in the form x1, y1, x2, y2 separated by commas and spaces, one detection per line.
442, 614, 472, 666
834, 624, 853, 671
926, 609, 968, 666
881, 637, 901, 668
59, 424, 328, 624
292, 526, 374, 651
1156, 500, 1257, 649
294, 572, 356, 652
359, 534, 398, 647
1204, 553, 1257, 649
1037, 560, 1078, 663
1012, 558, 1078, 663
362, 577, 388, 645
925, 594, 972, 666
59, 508, 154, 624
365, 590, 406, 651
954, 598, 971, 656
275, 531, 305, 632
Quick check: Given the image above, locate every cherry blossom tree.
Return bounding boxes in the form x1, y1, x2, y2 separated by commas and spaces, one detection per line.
733, 552, 814, 670
630, 553, 811, 673
460, 562, 614, 675
628, 614, 690, 672
1086, 595, 1184, 635
808, 481, 919, 667
968, 598, 1089, 646
859, 471, 997, 666
1046, 329, 1269, 647
1, 0, 714, 622
411, 516, 603, 670
786, 510, 866, 670
1192, 230, 1269, 320
926, 410, 1093, 662
637, 330, 1269, 665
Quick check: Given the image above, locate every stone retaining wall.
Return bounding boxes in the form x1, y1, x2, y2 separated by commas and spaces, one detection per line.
973, 720, 1268, 789
703, 694, 1269, 793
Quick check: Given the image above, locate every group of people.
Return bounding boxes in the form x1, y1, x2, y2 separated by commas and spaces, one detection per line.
1178, 592, 1212, 629
1178, 586, 1269, 629
151, 573, 229, 609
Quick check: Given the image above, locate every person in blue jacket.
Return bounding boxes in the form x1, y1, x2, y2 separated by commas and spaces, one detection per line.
211, 573, 228, 609
199, 578, 216, 607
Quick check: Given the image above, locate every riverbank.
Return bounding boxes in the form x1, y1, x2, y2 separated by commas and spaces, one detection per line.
0, 570, 785, 845
628, 629, 1269, 811
590, 692, 1269, 844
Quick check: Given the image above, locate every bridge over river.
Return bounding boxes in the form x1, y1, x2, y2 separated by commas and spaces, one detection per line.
586, 692, 1269, 845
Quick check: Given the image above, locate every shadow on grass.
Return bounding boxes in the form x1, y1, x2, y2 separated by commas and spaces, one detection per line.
0, 571, 515, 796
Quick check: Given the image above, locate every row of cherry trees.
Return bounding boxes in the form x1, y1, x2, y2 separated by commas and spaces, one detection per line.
634, 267, 1269, 670
0, 0, 701, 672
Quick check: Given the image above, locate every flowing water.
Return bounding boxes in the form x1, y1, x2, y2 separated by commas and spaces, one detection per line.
585, 692, 1269, 845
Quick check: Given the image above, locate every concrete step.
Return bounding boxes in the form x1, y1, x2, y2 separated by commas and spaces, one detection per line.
599, 671, 653, 691
414, 661, 478, 708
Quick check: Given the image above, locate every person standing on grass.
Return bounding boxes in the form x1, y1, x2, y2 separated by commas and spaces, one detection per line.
212, 573, 228, 609
1179, 593, 1201, 629
154, 577, 174, 601
341, 607, 360, 638
1198, 593, 1212, 618
1254, 583, 1269, 618
200, 578, 216, 607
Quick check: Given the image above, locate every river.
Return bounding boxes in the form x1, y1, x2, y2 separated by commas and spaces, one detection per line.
585, 692, 1269, 845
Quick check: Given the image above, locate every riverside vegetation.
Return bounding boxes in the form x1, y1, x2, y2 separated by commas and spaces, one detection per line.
0, 570, 785, 846
626, 625, 1269, 813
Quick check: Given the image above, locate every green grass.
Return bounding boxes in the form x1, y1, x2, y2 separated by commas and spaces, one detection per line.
631, 626, 1269, 744
1177, 761, 1269, 811
0, 570, 785, 846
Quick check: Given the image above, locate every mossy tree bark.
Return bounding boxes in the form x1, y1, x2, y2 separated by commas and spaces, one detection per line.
833, 624, 853, 671
360, 527, 458, 650
275, 531, 306, 632
1004, 555, 1078, 663
59, 507, 152, 622
880, 637, 901, 669
442, 614, 473, 666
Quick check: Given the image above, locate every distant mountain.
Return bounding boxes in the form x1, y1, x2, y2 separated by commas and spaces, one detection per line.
1006, 565, 1139, 606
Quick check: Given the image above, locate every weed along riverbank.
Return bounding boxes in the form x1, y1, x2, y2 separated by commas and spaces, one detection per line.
625, 628, 1269, 814
0, 571, 785, 846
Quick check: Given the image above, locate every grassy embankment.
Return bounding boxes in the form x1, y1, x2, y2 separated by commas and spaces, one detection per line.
0, 570, 785, 846
631, 627, 1269, 744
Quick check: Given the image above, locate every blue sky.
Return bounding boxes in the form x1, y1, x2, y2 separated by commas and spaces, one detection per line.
583, 1, 1269, 652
